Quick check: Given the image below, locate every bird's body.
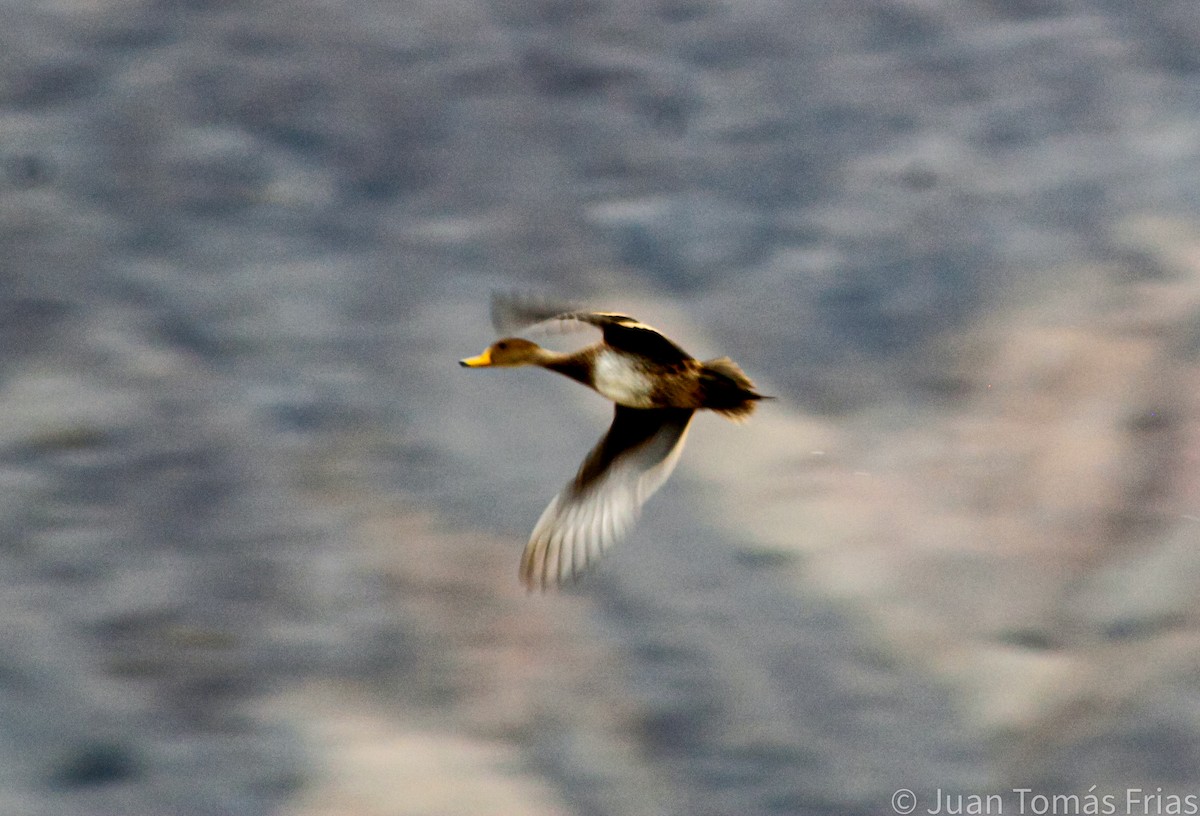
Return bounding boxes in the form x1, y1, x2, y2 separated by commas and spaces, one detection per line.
460, 299, 767, 590
590, 348, 658, 407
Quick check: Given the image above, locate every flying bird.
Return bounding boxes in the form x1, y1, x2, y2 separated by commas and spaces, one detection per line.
460, 296, 767, 590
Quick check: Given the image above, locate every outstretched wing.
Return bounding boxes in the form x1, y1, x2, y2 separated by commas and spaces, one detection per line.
490, 293, 583, 335
520, 405, 694, 590
580, 314, 692, 365
491, 294, 691, 365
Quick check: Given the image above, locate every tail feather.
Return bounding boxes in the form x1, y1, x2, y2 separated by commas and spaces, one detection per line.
703, 356, 754, 388
700, 357, 769, 420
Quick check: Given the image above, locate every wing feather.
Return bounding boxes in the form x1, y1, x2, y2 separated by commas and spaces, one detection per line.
490, 295, 691, 365
520, 406, 694, 590
490, 293, 587, 336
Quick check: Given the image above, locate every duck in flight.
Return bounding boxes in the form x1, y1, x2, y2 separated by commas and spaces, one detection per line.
460, 296, 768, 590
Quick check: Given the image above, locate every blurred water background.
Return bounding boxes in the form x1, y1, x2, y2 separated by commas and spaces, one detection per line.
4, 0, 1200, 813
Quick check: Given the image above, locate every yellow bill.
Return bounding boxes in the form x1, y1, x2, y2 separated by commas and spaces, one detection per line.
459, 348, 493, 367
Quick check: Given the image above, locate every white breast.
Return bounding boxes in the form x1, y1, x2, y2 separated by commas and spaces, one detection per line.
592, 351, 655, 407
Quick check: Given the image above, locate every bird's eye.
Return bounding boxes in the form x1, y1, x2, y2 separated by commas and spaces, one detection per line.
496, 341, 508, 350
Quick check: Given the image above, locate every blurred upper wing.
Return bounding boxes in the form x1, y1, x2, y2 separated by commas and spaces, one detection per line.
492, 295, 692, 365
490, 292, 584, 336
520, 405, 694, 590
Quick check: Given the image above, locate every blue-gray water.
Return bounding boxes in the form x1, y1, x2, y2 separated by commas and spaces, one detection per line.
3, 0, 1200, 813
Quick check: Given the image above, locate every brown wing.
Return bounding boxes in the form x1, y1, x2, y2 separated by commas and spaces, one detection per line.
545, 310, 693, 366
588, 316, 692, 366
490, 295, 692, 366
520, 405, 694, 590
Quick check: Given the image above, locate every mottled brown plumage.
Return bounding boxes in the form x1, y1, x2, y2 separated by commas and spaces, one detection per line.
460, 298, 768, 589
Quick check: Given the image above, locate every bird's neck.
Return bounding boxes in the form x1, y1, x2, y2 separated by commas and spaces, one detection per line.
540, 349, 594, 388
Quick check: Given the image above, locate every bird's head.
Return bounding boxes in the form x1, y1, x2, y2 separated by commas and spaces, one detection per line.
459, 337, 546, 368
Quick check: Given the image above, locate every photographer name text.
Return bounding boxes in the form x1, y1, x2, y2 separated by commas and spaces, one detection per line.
890, 787, 1199, 816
